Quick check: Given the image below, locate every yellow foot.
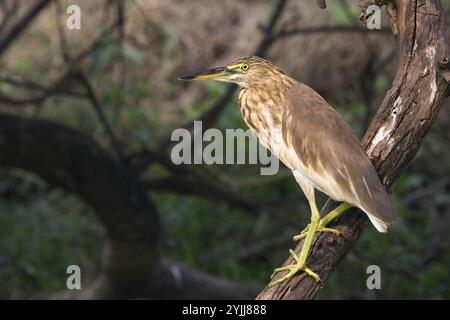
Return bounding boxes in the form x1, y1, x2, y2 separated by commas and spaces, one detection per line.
293, 223, 340, 241
268, 249, 321, 287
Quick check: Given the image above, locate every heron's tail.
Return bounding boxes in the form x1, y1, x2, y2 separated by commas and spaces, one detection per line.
362, 190, 396, 233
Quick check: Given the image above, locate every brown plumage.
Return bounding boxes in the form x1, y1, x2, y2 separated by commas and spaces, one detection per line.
282, 83, 395, 231
179, 55, 396, 284
231, 56, 395, 231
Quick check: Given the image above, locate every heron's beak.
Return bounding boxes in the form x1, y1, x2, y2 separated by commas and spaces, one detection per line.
178, 66, 235, 81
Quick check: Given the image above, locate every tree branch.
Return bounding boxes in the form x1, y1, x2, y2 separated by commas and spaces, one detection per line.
144, 175, 258, 213
0, 114, 256, 299
0, 114, 162, 245
0, 17, 121, 106
276, 25, 391, 38
76, 73, 125, 159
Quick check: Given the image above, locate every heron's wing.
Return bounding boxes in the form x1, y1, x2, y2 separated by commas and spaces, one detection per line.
282, 83, 396, 231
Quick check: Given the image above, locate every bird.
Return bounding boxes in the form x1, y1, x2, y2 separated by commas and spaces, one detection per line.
179, 56, 396, 287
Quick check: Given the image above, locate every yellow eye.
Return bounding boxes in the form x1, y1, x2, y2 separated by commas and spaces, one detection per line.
241, 64, 249, 71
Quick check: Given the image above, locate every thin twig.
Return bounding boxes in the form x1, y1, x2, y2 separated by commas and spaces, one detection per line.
113, 0, 127, 122
0, 0, 52, 55
0, 18, 121, 106
276, 25, 390, 38
77, 73, 125, 159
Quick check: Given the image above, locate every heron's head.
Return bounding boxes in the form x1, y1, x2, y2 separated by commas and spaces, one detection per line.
178, 56, 285, 88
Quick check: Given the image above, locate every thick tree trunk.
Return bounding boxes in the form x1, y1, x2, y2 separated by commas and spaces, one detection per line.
0, 114, 162, 298
257, 0, 449, 300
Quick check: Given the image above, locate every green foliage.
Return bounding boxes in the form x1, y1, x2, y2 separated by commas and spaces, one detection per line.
0, 171, 104, 299
17, 57, 33, 73
327, 1, 355, 24
157, 193, 287, 285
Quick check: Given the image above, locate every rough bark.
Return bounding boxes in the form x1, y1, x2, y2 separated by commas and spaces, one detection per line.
257, 0, 449, 300
0, 114, 257, 299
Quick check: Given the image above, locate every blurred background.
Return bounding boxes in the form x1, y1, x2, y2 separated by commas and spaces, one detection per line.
0, 0, 449, 299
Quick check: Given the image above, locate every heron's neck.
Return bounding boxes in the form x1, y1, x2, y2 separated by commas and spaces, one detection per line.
237, 75, 296, 135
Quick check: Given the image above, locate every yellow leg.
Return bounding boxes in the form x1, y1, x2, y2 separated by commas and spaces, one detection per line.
269, 200, 322, 287
293, 202, 351, 241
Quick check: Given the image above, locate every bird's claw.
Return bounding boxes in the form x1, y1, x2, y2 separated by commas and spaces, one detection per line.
269, 249, 321, 287
293, 224, 341, 241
